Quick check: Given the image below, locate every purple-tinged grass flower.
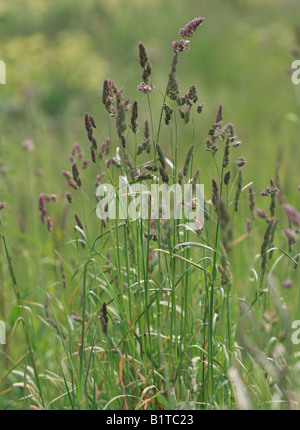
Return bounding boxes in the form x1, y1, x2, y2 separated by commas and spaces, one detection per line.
68, 179, 79, 190
130, 100, 139, 134
72, 162, 81, 187
39, 194, 56, 227
179, 17, 204, 38
101, 302, 108, 335
216, 104, 223, 124
261, 218, 274, 272
159, 167, 169, 185
90, 146, 96, 163
60, 261, 66, 289
172, 39, 190, 54
178, 169, 183, 186
84, 113, 93, 142
167, 72, 179, 100
82, 160, 89, 170
138, 82, 153, 94
257, 208, 268, 219
284, 228, 298, 244
71, 142, 83, 160
163, 103, 173, 125
281, 279, 292, 288
192, 168, 201, 191
144, 163, 158, 172
224, 170, 231, 186
22, 139, 35, 152
138, 42, 148, 68
47, 216, 53, 233
249, 186, 255, 220
212, 178, 219, 210
156, 143, 166, 169
237, 157, 247, 168
183, 144, 194, 176
235, 169, 243, 211
144, 120, 150, 139
66, 192, 72, 203
74, 213, 84, 231
246, 218, 252, 234
62, 170, 72, 179
178, 103, 192, 124
197, 103, 204, 114
89, 114, 96, 128
134, 172, 154, 181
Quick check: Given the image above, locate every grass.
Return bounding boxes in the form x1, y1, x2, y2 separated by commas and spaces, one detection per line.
0, 0, 299, 410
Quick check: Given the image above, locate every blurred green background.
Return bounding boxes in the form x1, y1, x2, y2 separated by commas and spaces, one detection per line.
0, 0, 299, 409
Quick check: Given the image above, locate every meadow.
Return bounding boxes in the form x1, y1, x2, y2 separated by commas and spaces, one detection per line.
0, 0, 299, 410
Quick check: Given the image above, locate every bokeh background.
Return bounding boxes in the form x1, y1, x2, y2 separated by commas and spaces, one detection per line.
1, 0, 299, 215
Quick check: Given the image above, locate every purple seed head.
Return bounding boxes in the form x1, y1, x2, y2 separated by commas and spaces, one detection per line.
179, 17, 204, 38
47, 216, 53, 233
138, 42, 148, 68
66, 192, 72, 203
90, 146, 96, 163
137, 82, 153, 94
172, 39, 190, 54
237, 157, 247, 168
257, 208, 268, 219
281, 279, 293, 288
21, 139, 35, 152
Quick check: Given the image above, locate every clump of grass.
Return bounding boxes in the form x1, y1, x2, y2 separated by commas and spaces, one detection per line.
1, 16, 299, 411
